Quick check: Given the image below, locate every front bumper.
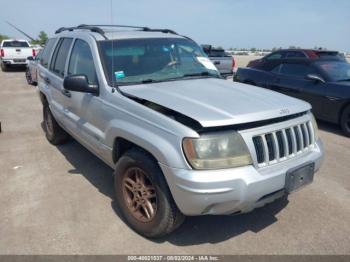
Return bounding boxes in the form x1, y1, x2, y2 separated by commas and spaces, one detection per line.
160, 138, 323, 216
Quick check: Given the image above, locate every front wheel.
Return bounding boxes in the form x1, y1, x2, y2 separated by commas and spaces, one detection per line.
114, 149, 185, 238
340, 105, 350, 137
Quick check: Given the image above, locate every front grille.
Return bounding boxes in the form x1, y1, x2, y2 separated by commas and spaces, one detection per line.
252, 121, 315, 166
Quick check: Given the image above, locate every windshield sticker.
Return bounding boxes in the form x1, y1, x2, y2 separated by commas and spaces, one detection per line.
115, 71, 125, 79
196, 57, 218, 71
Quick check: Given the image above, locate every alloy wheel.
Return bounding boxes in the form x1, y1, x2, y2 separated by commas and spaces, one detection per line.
122, 167, 158, 223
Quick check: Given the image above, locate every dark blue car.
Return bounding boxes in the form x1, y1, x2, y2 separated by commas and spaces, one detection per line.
234, 58, 350, 137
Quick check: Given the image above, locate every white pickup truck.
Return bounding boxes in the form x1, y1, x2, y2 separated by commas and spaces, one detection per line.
0, 39, 36, 71
201, 44, 235, 76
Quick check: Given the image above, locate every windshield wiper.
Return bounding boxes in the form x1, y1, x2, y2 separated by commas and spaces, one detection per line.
183, 72, 209, 77
141, 79, 157, 83
182, 71, 221, 79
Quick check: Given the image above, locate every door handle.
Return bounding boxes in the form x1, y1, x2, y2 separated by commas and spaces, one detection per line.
214, 61, 220, 65
273, 78, 280, 83
61, 89, 71, 98
44, 77, 51, 84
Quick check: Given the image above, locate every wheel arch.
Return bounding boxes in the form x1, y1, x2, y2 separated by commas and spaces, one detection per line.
112, 137, 158, 165
338, 100, 350, 124
39, 91, 48, 106
105, 120, 189, 169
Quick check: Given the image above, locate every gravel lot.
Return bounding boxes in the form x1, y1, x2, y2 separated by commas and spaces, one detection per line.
0, 62, 350, 255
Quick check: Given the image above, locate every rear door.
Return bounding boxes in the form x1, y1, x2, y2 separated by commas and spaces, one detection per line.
31, 50, 42, 82
47, 37, 74, 124
269, 62, 326, 117
37, 38, 58, 108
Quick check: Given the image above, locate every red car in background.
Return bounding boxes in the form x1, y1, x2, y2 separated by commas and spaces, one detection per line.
247, 49, 346, 68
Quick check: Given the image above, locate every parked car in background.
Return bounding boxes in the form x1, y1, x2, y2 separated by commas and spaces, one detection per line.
234, 58, 350, 136
37, 24, 323, 238
25, 50, 42, 85
247, 49, 347, 68
202, 45, 235, 76
0, 39, 36, 71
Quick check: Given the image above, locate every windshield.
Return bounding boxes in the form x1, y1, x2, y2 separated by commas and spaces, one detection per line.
3, 41, 29, 48
98, 38, 220, 85
316, 61, 350, 82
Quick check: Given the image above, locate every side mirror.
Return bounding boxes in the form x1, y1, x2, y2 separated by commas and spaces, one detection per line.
63, 74, 98, 94
27, 56, 34, 61
306, 74, 325, 83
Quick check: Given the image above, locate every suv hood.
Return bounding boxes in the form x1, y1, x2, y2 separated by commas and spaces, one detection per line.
120, 78, 311, 128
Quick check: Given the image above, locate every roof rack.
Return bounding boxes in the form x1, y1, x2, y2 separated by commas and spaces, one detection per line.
54, 24, 179, 39
78, 24, 150, 30
55, 25, 108, 39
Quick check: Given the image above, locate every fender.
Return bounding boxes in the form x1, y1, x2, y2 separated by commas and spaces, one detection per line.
104, 119, 190, 169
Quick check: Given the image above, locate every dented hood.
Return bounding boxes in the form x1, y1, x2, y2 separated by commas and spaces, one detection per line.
119, 78, 311, 128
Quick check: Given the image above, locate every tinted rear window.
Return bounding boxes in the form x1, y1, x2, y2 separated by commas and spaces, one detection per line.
50, 38, 73, 77
316, 51, 338, 57
3, 41, 29, 48
40, 39, 57, 68
266, 51, 285, 60
285, 51, 307, 58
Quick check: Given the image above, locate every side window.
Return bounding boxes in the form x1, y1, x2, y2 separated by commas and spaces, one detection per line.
285, 51, 307, 58
68, 39, 97, 85
35, 50, 43, 61
40, 39, 57, 68
50, 38, 73, 77
266, 51, 284, 60
279, 64, 315, 78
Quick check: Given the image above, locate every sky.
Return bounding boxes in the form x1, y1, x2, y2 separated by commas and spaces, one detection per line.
0, 0, 349, 51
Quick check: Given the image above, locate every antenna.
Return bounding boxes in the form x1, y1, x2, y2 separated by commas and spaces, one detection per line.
5, 21, 36, 41
110, 0, 116, 93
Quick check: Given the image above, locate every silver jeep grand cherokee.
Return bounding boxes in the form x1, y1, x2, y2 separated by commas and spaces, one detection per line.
37, 25, 324, 238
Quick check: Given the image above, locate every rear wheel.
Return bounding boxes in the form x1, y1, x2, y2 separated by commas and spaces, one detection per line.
340, 105, 350, 137
25, 68, 34, 85
114, 149, 185, 238
43, 104, 69, 145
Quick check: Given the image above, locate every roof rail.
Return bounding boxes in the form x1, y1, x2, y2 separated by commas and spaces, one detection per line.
54, 24, 179, 39
55, 25, 108, 39
142, 28, 178, 34
78, 24, 151, 30
79, 25, 178, 34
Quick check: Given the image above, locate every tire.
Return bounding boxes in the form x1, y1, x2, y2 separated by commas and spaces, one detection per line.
43, 104, 69, 145
25, 68, 33, 85
340, 105, 350, 137
1, 63, 8, 72
114, 149, 185, 238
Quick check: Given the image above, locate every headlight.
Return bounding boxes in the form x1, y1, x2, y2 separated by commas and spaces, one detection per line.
310, 113, 319, 140
183, 132, 252, 170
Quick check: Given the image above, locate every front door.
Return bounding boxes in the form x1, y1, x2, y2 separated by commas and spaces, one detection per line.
63, 39, 104, 152
269, 63, 326, 117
